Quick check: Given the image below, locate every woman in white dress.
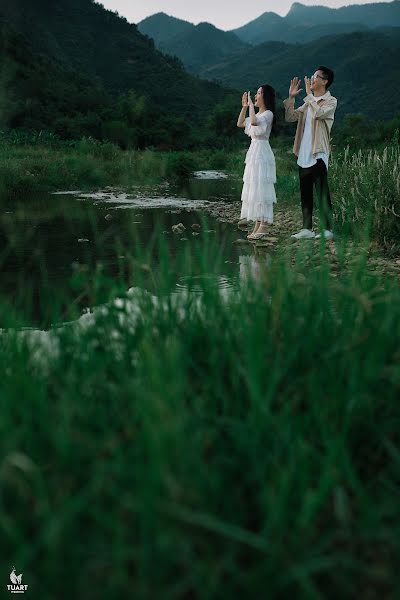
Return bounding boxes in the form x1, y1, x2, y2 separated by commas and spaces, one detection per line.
237, 85, 277, 240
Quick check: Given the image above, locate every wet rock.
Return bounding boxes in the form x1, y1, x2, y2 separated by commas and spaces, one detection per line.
105, 214, 113, 221
192, 232, 200, 236
172, 223, 186, 234
191, 223, 201, 231
78, 238, 90, 243
233, 239, 249, 245
180, 237, 188, 241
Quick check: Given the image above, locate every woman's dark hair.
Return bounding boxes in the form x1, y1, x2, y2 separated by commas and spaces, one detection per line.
260, 84, 277, 134
316, 66, 334, 89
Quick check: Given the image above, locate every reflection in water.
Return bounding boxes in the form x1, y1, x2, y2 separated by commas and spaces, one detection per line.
0, 172, 271, 330
239, 247, 272, 284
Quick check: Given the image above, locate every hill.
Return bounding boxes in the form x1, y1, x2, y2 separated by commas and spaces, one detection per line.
0, 0, 235, 147
200, 30, 400, 121
138, 12, 193, 46
139, 13, 248, 73
233, 1, 400, 44
160, 22, 248, 73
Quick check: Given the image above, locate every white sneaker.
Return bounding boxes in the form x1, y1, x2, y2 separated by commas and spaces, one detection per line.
315, 230, 334, 240
291, 229, 315, 239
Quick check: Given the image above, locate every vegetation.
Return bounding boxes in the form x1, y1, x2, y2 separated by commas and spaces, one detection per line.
0, 1, 238, 148
139, 17, 249, 73
1, 227, 400, 597
200, 29, 400, 121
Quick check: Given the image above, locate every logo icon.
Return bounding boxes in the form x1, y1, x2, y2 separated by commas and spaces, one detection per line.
7, 568, 28, 594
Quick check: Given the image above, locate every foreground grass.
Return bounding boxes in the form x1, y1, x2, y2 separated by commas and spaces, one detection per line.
1, 234, 399, 598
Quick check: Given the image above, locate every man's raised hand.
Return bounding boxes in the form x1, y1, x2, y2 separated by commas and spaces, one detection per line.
289, 77, 303, 98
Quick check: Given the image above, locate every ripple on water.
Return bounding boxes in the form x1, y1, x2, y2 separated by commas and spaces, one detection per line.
174, 274, 235, 297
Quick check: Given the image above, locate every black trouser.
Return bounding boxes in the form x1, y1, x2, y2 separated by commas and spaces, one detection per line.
298, 159, 332, 231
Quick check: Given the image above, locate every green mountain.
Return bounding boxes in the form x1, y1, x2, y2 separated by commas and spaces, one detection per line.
200, 30, 400, 121
0, 0, 235, 147
138, 14, 248, 73
160, 22, 248, 73
233, 16, 370, 45
138, 12, 193, 46
232, 1, 400, 44
285, 0, 400, 26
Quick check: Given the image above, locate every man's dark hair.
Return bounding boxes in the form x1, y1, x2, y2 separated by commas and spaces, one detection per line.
316, 66, 334, 89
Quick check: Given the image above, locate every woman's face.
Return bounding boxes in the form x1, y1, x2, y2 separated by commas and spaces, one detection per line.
254, 87, 264, 108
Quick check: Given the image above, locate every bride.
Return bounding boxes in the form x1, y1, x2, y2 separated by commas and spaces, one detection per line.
237, 85, 277, 240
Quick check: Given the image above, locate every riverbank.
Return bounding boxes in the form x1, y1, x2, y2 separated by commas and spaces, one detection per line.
1, 137, 399, 258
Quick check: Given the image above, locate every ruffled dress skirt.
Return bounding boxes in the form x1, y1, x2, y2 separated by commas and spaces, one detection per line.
240, 140, 277, 223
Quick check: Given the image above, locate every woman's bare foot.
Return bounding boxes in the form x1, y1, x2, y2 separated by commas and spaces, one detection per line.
247, 220, 261, 239
256, 222, 269, 234
252, 221, 269, 239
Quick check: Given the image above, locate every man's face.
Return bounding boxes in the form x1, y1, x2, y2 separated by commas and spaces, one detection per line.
310, 70, 328, 93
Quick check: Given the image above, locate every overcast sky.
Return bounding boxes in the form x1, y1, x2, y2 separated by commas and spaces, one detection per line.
98, 0, 392, 30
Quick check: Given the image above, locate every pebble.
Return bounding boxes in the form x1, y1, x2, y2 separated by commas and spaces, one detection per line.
172, 223, 186, 233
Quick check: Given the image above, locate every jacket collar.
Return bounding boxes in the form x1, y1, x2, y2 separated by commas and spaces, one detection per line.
314, 90, 331, 102
298, 90, 331, 113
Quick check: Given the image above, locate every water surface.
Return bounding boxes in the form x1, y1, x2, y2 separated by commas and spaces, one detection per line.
0, 173, 270, 328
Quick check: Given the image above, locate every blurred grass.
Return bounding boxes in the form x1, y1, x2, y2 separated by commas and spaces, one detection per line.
0, 226, 399, 598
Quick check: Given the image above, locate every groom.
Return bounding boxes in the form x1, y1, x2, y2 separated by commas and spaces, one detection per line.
284, 66, 337, 239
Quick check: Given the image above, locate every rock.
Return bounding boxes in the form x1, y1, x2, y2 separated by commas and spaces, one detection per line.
191, 223, 201, 231
180, 237, 188, 241
233, 239, 248, 245
172, 223, 186, 234
192, 232, 200, 236
78, 238, 89, 242
105, 214, 113, 221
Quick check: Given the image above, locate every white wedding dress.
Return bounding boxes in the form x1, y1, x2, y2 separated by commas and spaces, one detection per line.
240, 110, 277, 223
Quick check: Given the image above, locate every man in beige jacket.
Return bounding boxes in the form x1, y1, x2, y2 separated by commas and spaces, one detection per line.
284, 66, 337, 239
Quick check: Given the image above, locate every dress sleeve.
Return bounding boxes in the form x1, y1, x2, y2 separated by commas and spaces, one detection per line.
244, 117, 252, 137
248, 111, 273, 137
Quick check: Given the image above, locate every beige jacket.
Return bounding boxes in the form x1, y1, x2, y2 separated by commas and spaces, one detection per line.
283, 91, 337, 158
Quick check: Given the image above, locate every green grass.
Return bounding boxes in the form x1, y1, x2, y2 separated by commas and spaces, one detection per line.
1, 134, 399, 254
0, 230, 399, 598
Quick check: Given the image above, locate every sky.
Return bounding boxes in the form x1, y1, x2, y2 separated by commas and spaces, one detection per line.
98, 0, 392, 30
